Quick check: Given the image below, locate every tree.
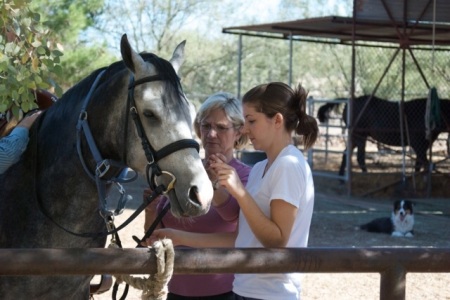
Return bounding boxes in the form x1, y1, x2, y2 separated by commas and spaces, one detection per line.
73, 0, 377, 105
90, 0, 238, 105
0, 0, 63, 115
30, 0, 117, 90
92, 0, 210, 55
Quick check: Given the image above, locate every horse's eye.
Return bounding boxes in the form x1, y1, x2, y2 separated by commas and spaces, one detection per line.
143, 111, 155, 118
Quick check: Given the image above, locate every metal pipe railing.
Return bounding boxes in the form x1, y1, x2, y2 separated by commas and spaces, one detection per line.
1, 247, 449, 299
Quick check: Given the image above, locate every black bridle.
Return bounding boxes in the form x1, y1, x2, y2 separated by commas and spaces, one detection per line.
111, 74, 200, 300
38, 68, 199, 239
126, 74, 200, 193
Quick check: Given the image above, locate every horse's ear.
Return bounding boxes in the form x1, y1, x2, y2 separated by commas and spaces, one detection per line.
170, 40, 186, 73
120, 34, 134, 73
120, 34, 146, 75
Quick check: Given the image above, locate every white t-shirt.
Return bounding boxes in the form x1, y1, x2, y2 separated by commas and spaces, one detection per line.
233, 144, 315, 300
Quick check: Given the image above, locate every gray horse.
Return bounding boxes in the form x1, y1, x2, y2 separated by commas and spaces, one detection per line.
0, 34, 213, 299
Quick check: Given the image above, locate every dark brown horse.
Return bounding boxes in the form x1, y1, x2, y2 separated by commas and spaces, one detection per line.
318, 95, 450, 175
0, 89, 58, 137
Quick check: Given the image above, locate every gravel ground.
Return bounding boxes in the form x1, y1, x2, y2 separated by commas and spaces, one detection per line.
92, 175, 450, 300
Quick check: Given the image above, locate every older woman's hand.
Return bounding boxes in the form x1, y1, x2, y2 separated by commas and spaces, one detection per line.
209, 154, 245, 199
144, 228, 182, 247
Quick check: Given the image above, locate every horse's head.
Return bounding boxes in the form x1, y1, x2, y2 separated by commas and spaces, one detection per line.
119, 34, 213, 217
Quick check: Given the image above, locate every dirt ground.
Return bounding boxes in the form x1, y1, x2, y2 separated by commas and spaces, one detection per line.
92, 173, 450, 300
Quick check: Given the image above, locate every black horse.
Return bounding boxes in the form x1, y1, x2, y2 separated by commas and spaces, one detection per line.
318, 95, 450, 176
0, 34, 213, 299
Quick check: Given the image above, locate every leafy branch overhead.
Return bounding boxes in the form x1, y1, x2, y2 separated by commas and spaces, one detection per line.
0, 0, 63, 116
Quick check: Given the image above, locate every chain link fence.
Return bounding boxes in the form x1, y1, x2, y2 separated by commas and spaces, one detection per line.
292, 43, 450, 196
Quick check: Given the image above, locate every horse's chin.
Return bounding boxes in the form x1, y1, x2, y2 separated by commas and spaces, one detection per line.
167, 190, 210, 218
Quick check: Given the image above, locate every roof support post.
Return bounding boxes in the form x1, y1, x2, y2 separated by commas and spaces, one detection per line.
237, 34, 243, 99
288, 33, 293, 86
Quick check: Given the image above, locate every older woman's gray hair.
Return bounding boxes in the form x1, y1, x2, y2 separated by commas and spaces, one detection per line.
193, 92, 248, 149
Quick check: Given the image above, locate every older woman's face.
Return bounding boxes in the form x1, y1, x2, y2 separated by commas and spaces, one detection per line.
199, 108, 240, 158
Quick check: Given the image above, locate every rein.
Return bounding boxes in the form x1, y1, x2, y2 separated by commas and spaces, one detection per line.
76, 70, 136, 218
110, 74, 199, 300
112, 198, 172, 300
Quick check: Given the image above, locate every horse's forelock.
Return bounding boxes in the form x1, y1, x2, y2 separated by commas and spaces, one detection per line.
140, 53, 187, 108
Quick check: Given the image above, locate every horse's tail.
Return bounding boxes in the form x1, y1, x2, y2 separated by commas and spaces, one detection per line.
317, 102, 341, 123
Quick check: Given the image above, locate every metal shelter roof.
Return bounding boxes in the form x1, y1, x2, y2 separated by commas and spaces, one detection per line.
222, 15, 450, 47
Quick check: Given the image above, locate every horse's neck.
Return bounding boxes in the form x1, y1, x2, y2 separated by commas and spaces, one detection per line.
33, 115, 100, 205
30, 155, 107, 246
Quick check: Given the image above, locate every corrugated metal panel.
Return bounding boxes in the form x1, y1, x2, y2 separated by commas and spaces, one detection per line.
223, 15, 450, 46
354, 0, 450, 23
223, 0, 450, 46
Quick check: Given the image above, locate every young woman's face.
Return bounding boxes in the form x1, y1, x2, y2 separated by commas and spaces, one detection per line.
242, 103, 275, 151
199, 108, 240, 157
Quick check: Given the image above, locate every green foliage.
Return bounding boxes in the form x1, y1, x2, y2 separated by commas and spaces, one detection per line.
0, 0, 63, 114
59, 43, 115, 88
94, 0, 210, 54
178, 33, 239, 103
30, 0, 103, 44
30, 0, 114, 91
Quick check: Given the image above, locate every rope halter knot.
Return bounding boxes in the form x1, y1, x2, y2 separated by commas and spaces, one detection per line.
113, 238, 174, 300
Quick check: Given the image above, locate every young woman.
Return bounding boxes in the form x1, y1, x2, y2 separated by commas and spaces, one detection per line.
143, 92, 251, 300
147, 83, 318, 300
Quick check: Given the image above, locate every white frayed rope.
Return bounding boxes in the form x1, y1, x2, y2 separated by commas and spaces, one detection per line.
113, 238, 174, 300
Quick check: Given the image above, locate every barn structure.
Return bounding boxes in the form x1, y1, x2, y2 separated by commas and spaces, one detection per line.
223, 0, 450, 197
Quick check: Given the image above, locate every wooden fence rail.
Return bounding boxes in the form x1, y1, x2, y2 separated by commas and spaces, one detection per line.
0, 247, 449, 300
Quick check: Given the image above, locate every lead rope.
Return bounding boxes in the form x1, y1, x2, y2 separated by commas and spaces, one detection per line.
111, 239, 174, 300
111, 189, 172, 300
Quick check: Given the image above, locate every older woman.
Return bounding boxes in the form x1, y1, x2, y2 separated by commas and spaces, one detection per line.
143, 92, 251, 300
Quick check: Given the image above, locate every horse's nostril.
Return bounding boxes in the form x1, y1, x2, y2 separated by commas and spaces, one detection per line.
188, 186, 201, 207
